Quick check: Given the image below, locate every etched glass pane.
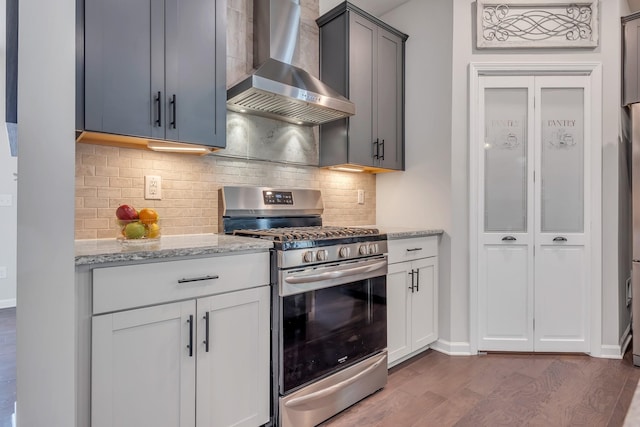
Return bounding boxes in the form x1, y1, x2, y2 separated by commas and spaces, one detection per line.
484, 88, 528, 232
541, 88, 584, 233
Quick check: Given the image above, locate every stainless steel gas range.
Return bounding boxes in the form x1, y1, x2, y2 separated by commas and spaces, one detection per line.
220, 186, 388, 427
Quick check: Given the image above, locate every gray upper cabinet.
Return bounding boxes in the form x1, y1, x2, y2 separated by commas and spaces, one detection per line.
84, 0, 226, 148
623, 12, 640, 106
317, 2, 407, 171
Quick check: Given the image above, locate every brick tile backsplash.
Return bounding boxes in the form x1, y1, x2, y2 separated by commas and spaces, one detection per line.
75, 143, 376, 240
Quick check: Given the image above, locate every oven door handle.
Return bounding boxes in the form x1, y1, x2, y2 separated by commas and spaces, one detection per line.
283, 352, 386, 408
284, 259, 387, 284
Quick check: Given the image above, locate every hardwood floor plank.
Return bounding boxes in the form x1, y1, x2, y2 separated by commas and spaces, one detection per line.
325, 350, 640, 427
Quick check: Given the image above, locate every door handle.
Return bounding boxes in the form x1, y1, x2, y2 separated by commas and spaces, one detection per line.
203, 312, 210, 352
553, 236, 567, 242
373, 138, 380, 159
415, 268, 420, 292
380, 139, 385, 160
502, 236, 516, 241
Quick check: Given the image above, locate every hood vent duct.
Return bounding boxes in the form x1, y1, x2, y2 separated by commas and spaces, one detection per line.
227, 0, 355, 126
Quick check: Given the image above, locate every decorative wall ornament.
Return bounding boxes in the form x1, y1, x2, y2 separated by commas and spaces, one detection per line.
477, 0, 599, 48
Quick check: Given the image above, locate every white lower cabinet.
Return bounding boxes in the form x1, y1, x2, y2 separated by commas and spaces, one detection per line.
387, 237, 438, 367
91, 253, 271, 427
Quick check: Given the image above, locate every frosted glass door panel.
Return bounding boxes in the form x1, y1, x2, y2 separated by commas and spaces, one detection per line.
540, 88, 584, 233
484, 88, 528, 232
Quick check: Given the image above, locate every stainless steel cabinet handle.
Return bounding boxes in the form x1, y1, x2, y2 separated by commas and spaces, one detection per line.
177, 275, 219, 284
502, 236, 516, 241
553, 236, 567, 242
406, 248, 423, 252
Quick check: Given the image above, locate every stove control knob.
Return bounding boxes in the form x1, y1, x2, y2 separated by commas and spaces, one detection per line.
339, 247, 351, 258
303, 251, 314, 263
359, 245, 368, 255
316, 250, 328, 261
369, 243, 379, 254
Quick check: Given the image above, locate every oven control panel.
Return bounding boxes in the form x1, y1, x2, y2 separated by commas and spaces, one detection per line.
263, 190, 294, 205
282, 241, 388, 268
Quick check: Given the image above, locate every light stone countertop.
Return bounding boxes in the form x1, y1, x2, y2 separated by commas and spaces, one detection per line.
351, 225, 444, 240
377, 226, 444, 240
75, 234, 274, 266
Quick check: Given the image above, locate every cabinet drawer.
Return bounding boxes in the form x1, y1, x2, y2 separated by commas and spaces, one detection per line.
93, 252, 270, 314
388, 236, 437, 264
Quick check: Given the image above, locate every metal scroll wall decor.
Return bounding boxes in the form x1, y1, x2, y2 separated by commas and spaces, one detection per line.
476, 0, 599, 48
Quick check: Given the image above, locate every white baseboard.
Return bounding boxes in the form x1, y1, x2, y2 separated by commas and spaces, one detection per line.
598, 323, 632, 359
0, 298, 16, 309
430, 339, 473, 356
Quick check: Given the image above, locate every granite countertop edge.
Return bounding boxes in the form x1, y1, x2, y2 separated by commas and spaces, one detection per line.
381, 228, 444, 240
75, 234, 273, 266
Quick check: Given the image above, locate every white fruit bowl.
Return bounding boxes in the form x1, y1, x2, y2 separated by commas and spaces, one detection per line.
116, 219, 161, 241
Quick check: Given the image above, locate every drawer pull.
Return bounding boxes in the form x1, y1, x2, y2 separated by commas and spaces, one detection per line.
177, 275, 219, 284
406, 248, 423, 252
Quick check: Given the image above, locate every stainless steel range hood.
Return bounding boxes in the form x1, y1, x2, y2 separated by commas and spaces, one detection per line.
227, 0, 355, 126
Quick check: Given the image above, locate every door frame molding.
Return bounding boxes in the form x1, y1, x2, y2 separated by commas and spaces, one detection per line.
468, 62, 603, 356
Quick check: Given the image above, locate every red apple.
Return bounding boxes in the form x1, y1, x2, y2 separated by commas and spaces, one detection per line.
116, 204, 138, 221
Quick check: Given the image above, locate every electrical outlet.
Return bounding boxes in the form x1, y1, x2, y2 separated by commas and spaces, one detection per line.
0, 194, 12, 207
0, 266, 6, 279
357, 189, 365, 205
145, 175, 162, 200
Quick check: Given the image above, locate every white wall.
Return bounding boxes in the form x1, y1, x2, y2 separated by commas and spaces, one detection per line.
0, 2, 17, 309
378, 0, 627, 353
16, 0, 77, 425
375, 0, 454, 345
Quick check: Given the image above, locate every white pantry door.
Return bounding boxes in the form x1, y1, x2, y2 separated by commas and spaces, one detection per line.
477, 75, 590, 353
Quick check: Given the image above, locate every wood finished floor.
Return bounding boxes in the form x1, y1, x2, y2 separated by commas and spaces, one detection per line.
0, 306, 638, 427
320, 349, 640, 427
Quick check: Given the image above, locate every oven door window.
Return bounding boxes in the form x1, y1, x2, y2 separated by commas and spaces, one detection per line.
281, 276, 386, 394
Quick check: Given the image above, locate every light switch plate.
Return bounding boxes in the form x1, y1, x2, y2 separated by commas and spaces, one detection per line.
357, 189, 365, 205
145, 175, 162, 200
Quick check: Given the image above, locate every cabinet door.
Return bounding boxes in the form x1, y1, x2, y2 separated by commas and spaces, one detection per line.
348, 12, 377, 167
533, 79, 590, 353
92, 300, 196, 427
410, 257, 438, 349
164, 0, 226, 147
386, 262, 412, 364
196, 286, 270, 427
377, 28, 404, 171
84, 0, 165, 140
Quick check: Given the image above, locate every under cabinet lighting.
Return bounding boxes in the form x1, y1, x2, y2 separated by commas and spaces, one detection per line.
329, 166, 364, 173
147, 141, 211, 154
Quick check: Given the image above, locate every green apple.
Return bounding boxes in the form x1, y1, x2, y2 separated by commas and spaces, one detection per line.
124, 221, 146, 239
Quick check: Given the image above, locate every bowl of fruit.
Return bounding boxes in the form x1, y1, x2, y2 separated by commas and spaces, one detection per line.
116, 204, 161, 242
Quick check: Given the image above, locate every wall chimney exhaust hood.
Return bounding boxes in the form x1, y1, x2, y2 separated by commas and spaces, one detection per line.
227, 0, 355, 126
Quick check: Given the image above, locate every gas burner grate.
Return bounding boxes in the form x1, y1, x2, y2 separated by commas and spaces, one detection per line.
233, 226, 379, 242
